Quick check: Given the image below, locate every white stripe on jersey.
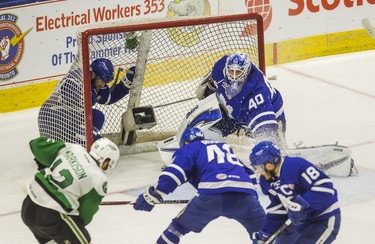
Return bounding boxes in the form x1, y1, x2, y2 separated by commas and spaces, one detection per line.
161, 171, 182, 186
251, 120, 278, 133
317, 215, 336, 243
248, 111, 275, 128
266, 203, 288, 215
311, 186, 335, 195
314, 178, 333, 186
166, 164, 187, 181
198, 180, 255, 190
275, 107, 284, 119
160, 233, 174, 244
317, 201, 340, 217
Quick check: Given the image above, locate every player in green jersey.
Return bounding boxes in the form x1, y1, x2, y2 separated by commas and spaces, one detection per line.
21, 136, 120, 244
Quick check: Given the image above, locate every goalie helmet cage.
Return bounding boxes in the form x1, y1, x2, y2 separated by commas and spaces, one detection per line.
39, 13, 265, 152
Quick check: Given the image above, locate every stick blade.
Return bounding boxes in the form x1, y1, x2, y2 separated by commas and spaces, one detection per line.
362, 18, 375, 39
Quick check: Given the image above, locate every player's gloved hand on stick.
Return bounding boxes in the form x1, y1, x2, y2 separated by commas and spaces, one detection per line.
121, 66, 135, 90
133, 186, 163, 212
287, 195, 310, 225
251, 230, 271, 244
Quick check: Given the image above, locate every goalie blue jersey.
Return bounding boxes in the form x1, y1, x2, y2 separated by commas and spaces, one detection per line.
211, 55, 285, 136
156, 140, 257, 196
260, 156, 340, 232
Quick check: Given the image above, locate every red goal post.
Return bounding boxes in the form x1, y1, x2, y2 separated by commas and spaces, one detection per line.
39, 13, 265, 152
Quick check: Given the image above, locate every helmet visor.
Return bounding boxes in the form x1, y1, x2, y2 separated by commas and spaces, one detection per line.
227, 67, 246, 82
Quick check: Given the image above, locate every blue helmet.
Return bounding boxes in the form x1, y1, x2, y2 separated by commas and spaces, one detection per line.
224, 52, 252, 98
90, 58, 114, 83
180, 127, 205, 147
249, 141, 281, 167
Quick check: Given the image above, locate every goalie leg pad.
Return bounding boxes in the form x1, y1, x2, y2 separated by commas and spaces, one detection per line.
283, 144, 355, 177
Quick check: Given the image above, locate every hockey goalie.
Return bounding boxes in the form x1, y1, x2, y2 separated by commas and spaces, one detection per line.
158, 52, 356, 177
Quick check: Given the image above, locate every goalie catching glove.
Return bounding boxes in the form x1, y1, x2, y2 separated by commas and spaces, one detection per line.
196, 71, 217, 100
133, 186, 163, 211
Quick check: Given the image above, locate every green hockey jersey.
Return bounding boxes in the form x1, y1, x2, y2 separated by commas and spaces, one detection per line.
27, 137, 107, 225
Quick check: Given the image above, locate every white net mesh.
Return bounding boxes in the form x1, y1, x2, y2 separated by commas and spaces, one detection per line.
38, 14, 264, 150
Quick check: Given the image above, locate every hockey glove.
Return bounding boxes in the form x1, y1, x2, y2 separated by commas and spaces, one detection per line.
251, 230, 271, 244
125, 32, 139, 49
133, 186, 163, 212
196, 71, 216, 100
287, 195, 310, 225
121, 67, 135, 90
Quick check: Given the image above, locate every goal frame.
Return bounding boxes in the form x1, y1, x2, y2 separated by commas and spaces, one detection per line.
80, 13, 265, 150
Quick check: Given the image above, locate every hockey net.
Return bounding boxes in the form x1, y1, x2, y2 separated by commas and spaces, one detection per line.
38, 13, 265, 153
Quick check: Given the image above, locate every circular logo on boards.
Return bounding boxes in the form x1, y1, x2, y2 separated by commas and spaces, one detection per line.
166, 0, 211, 47
0, 13, 31, 81
242, 0, 273, 37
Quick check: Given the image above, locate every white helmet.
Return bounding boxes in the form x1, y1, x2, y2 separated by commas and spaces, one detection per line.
89, 137, 120, 174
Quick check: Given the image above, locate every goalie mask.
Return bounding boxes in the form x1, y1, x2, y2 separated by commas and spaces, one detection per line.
90, 58, 114, 83
180, 127, 205, 147
224, 52, 252, 98
89, 137, 120, 174
249, 141, 281, 169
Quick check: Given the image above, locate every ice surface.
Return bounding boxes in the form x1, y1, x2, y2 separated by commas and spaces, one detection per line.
1, 50, 375, 243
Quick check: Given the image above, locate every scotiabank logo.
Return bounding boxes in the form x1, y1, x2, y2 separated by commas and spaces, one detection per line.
246, 0, 272, 30
242, 0, 272, 37
289, 0, 375, 15
0, 13, 31, 80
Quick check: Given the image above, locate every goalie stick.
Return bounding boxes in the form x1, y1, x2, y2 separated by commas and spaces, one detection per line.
100, 199, 189, 205
362, 18, 375, 39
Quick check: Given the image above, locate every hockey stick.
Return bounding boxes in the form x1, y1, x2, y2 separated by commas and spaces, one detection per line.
362, 18, 375, 39
109, 67, 124, 93
100, 199, 189, 205
264, 219, 292, 244
267, 75, 278, 80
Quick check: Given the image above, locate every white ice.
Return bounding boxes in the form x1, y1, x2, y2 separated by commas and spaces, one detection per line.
1, 50, 375, 243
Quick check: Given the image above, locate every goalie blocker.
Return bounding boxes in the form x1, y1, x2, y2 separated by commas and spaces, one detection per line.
122, 105, 157, 145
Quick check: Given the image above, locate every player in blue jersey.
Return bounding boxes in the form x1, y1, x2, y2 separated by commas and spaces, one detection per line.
38, 58, 135, 144
196, 52, 287, 148
249, 141, 341, 244
89, 58, 135, 140
133, 128, 266, 243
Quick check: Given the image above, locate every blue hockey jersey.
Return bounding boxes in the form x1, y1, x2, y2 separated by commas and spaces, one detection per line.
211, 55, 285, 137
260, 156, 340, 232
90, 81, 129, 106
156, 140, 257, 196
39, 69, 130, 144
